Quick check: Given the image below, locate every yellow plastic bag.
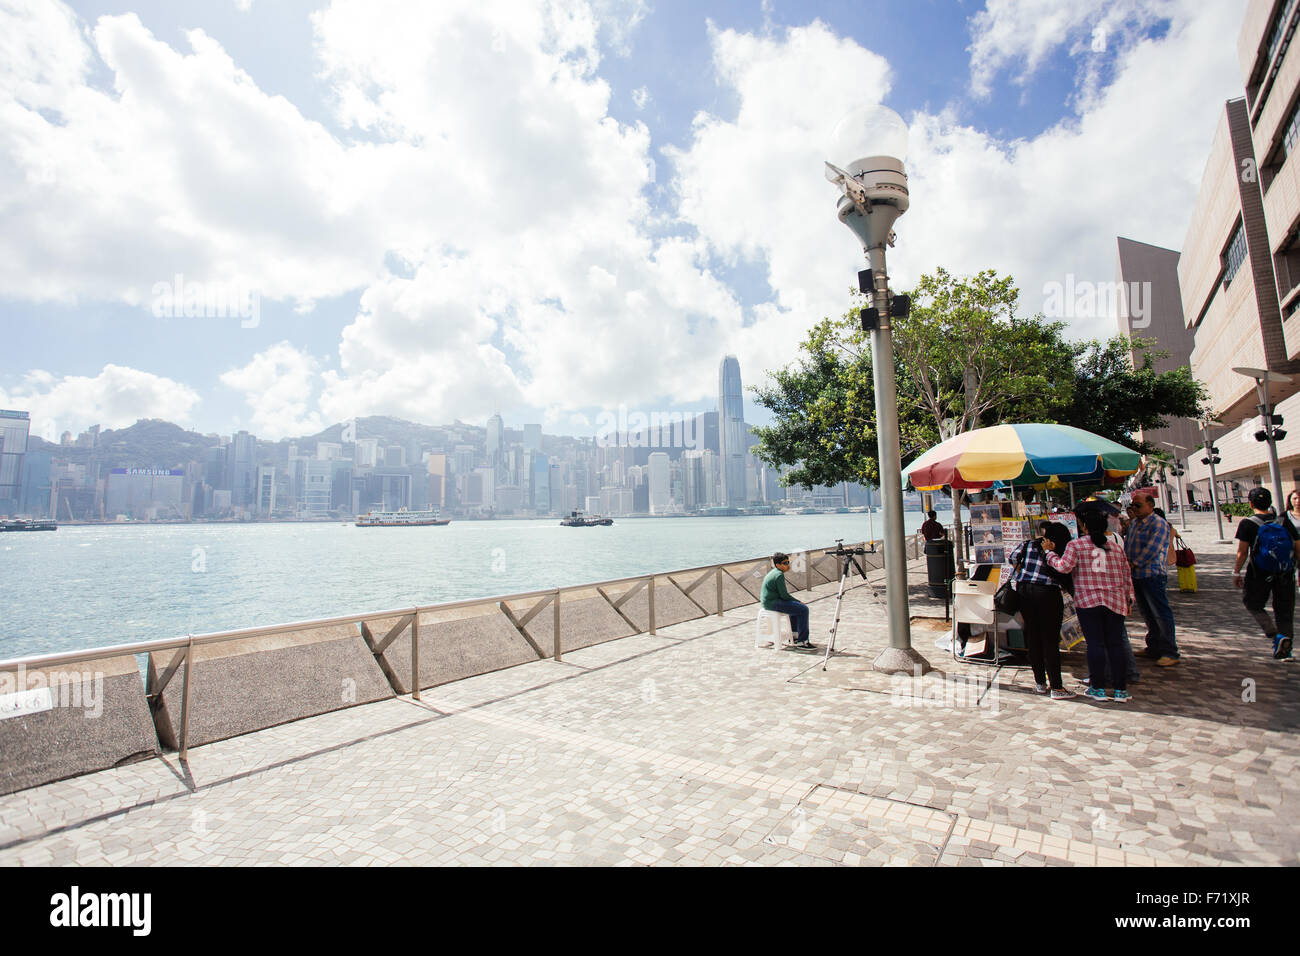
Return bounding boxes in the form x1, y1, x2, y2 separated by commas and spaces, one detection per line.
1177, 564, 1197, 593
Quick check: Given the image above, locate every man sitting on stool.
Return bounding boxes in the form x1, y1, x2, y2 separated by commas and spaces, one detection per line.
762, 552, 814, 649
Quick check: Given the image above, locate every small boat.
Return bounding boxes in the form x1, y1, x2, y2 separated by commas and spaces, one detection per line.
0, 518, 57, 532
560, 511, 613, 527
356, 508, 450, 527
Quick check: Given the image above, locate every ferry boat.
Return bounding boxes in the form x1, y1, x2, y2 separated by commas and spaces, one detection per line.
560, 511, 613, 527
0, 518, 57, 532
355, 508, 450, 527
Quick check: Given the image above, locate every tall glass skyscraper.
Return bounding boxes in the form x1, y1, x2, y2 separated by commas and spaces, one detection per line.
0, 409, 30, 516
717, 356, 747, 506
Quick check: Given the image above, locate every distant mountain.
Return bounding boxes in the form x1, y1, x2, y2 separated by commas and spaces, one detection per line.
297, 415, 481, 453
27, 415, 492, 469
28, 419, 218, 470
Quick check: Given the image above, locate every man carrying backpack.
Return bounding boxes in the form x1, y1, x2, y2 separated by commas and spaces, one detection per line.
1233, 487, 1300, 660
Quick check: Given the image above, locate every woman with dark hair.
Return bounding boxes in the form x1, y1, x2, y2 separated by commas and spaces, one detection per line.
1006, 521, 1075, 699
1041, 510, 1136, 702
1285, 490, 1300, 536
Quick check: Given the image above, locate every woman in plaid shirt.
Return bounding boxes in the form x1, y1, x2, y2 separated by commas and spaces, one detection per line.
1042, 510, 1137, 702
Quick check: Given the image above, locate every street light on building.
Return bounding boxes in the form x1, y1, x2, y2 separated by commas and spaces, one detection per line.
825, 104, 929, 676
1231, 366, 1291, 510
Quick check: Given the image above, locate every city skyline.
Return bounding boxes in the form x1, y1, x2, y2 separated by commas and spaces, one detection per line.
4, 353, 878, 521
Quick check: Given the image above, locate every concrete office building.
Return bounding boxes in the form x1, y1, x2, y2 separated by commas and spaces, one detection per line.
1115, 238, 1202, 458
717, 356, 747, 506
1173, 2, 1300, 501
1117, 3, 1300, 504
105, 468, 185, 519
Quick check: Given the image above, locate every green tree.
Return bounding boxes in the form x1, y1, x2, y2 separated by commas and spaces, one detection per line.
891, 267, 1074, 445
1061, 336, 1209, 452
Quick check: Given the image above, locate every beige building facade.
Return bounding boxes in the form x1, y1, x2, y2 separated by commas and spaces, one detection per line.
1124, 1, 1300, 505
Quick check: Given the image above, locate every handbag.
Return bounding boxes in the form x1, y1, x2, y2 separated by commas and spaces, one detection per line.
993, 547, 1027, 616
1174, 533, 1196, 568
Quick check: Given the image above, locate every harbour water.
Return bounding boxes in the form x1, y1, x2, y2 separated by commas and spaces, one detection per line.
0, 509, 963, 661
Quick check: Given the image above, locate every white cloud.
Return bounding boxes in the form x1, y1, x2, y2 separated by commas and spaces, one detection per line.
631, 85, 649, 109
220, 342, 325, 439
966, 0, 1179, 102
670, 4, 1249, 350
0, 0, 1258, 437
0, 365, 200, 440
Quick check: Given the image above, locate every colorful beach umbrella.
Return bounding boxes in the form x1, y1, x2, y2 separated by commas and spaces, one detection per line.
903, 423, 1141, 491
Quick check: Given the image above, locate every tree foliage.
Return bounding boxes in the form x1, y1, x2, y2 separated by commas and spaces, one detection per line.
751, 267, 1211, 490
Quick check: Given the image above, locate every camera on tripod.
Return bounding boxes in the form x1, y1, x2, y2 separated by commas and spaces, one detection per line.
824, 538, 869, 558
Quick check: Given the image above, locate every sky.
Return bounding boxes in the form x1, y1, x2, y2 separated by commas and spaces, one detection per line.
0, 0, 1251, 443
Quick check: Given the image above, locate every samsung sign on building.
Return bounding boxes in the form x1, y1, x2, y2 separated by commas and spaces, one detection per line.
109, 468, 185, 477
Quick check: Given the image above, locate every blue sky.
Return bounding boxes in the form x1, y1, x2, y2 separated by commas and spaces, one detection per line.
0, 0, 1248, 442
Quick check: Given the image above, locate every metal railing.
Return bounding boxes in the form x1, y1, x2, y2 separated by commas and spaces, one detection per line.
0, 537, 916, 758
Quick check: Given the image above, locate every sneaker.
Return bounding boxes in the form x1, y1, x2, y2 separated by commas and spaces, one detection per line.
1112, 690, 1132, 703
1077, 675, 1091, 685
1050, 688, 1076, 700
792, 640, 816, 650
1084, 687, 1110, 702
1034, 682, 1049, 695
1155, 656, 1179, 667
1274, 635, 1293, 660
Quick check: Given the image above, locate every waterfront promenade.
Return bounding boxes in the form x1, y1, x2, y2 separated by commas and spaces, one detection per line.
1, 513, 1295, 866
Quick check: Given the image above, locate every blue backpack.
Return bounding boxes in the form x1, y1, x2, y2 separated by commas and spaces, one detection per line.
1250, 516, 1295, 576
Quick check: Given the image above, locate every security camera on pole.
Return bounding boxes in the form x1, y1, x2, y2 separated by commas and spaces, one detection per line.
825, 105, 930, 676
1198, 419, 1226, 542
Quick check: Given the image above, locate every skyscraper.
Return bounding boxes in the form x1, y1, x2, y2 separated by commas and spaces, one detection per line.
227, 430, 257, 512
717, 356, 747, 506
486, 413, 504, 480
0, 410, 31, 516
648, 451, 670, 513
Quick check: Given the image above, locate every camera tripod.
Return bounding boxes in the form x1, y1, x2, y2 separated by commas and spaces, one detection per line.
821, 539, 872, 670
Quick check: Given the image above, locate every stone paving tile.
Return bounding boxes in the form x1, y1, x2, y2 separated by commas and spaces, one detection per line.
0, 515, 1294, 866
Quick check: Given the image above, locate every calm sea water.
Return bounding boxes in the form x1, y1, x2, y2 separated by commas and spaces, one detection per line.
0, 509, 962, 660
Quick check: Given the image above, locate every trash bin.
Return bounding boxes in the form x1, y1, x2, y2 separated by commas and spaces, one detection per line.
924, 538, 954, 599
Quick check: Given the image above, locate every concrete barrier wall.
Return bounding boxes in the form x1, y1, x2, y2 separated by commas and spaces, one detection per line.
0, 655, 159, 796
149, 624, 394, 750
362, 604, 540, 694
4, 538, 908, 794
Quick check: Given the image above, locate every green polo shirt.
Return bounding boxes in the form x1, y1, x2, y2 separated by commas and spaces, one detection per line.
761, 568, 793, 609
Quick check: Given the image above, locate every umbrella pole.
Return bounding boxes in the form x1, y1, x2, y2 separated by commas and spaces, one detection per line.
1069, 482, 1075, 508
951, 486, 966, 577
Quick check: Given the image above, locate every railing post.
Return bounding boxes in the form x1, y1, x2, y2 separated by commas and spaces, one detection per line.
553, 590, 562, 661
648, 577, 656, 635
179, 634, 194, 760
715, 566, 723, 617
410, 610, 421, 701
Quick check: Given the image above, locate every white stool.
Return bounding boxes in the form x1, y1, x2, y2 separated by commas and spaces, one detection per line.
755, 608, 794, 650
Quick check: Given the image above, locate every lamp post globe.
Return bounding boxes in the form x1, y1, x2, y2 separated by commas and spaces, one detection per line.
825, 103, 929, 676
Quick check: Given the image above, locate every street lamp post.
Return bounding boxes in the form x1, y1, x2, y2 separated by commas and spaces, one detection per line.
1232, 367, 1291, 510
1199, 420, 1225, 542
1157, 442, 1189, 531
826, 105, 929, 676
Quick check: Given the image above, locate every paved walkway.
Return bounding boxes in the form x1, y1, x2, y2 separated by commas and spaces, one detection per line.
1, 512, 1295, 865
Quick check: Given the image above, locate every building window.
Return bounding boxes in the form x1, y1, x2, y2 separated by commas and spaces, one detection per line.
1223, 222, 1248, 287
1276, 223, 1300, 303
1267, 0, 1300, 79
